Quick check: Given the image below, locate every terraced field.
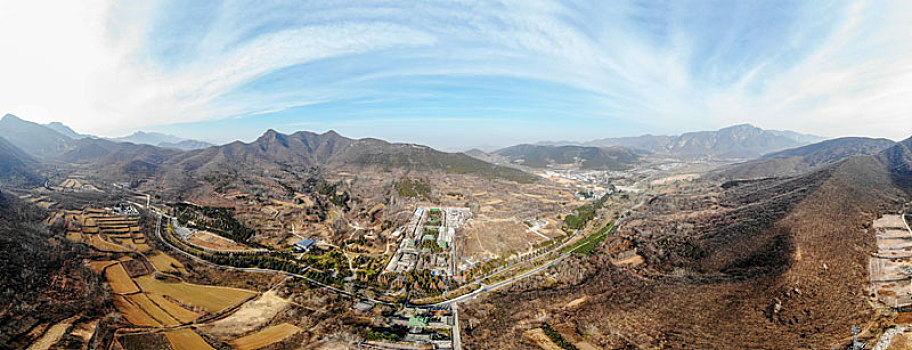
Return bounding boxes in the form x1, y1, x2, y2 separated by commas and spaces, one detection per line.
148, 294, 202, 323
113, 295, 160, 327
57, 207, 150, 252
104, 263, 140, 294
229, 323, 302, 350
133, 275, 256, 314
126, 294, 180, 326
165, 329, 216, 350
148, 252, 187, 275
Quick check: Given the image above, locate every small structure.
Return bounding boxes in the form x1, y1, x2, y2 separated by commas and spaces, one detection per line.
294, 238, 316, 252
352, 301, 374, 312
407, 316, 429, 328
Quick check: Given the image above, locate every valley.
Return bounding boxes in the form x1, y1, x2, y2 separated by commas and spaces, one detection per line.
0, 113, 909, 350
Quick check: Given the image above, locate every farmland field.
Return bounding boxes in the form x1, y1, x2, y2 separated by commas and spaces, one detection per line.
105, 263, 140, 294
165, 329, 216, 350
229, 323, 302, 350
148, 252, 187, 274
148, 294, 201, 323
127, 294, 180, 326
198, 290, 289, 337
65, 231, 84, 243
113, 295, 160, 327
133, 275, 256, 313
85, 234, 129, 252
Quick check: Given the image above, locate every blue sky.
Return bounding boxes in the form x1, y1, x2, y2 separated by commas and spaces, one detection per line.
1, 1, 910, 150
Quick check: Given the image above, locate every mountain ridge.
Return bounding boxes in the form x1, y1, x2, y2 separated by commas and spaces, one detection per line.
487, 144, 640, 170
717, 137, 899, 179
536, 124, 827, 160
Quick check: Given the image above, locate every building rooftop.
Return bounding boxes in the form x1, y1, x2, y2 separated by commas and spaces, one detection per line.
352, 301, 374, 311
295, 238, 316, 248
407, 316, 429, 327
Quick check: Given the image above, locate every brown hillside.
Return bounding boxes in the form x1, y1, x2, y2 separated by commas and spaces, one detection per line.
462, 149, 911, 349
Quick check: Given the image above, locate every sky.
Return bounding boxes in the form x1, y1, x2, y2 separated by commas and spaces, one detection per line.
1, 0, 911, 151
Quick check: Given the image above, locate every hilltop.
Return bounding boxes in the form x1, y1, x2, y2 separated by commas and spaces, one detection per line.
486, 144, 640, 170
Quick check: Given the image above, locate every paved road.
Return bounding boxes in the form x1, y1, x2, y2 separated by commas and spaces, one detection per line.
452, 303, 462, 350
432, 214, 627, 307
904, 213, 912, 235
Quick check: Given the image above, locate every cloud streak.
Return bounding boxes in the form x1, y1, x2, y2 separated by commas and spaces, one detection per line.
1, 0, 910, 146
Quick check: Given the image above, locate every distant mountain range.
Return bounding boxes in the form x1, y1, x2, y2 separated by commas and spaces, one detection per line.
0, 114, 214, 151
536, 124, 828, 160
3, 113, 902, 192
0, 114, 538, 192
44, 121, 90, 139
0, 114, 76, 157
109, 131, 214, 150
0, 114, 180, 163
472, 144, 640, 170
718, 137, 898, 179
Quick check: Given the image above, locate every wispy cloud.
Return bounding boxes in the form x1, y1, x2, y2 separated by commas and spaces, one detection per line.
1, 0, 910, 145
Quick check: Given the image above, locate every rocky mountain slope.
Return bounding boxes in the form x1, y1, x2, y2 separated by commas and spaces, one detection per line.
717, 137, 898, 179
0, 193, 107, 348
44, 122, 90, 140
168, 129, 537, 182
0, 135, 41, 185
0, 114, 76, 157
463, 136, 912, 349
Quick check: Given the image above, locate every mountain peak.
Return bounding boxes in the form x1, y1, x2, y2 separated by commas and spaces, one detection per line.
719, 123, 760, 132
261, 129, 283, 138
1, 114, 24, 123
45, 122, 90, 139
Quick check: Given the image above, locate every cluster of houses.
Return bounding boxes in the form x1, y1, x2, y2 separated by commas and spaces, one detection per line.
371, 307, 456, 350
384, 207, 470, 276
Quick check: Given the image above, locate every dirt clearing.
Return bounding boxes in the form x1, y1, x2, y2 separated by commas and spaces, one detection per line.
198, 289, 289, 337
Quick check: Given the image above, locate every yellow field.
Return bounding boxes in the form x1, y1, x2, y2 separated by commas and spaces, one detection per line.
88, 260, 118, 273
133, 275, 256, 314
148, 294, 201, 323
109, 236, 130, 245
127, 294, 179, 326
229, 323, 302, 350
148, 252, 187, 274
113, 295, 160, 327
86, 234, 129, 252
105, 263, 140, 294
165, 329, 215, 350
65, 231, 84, 243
